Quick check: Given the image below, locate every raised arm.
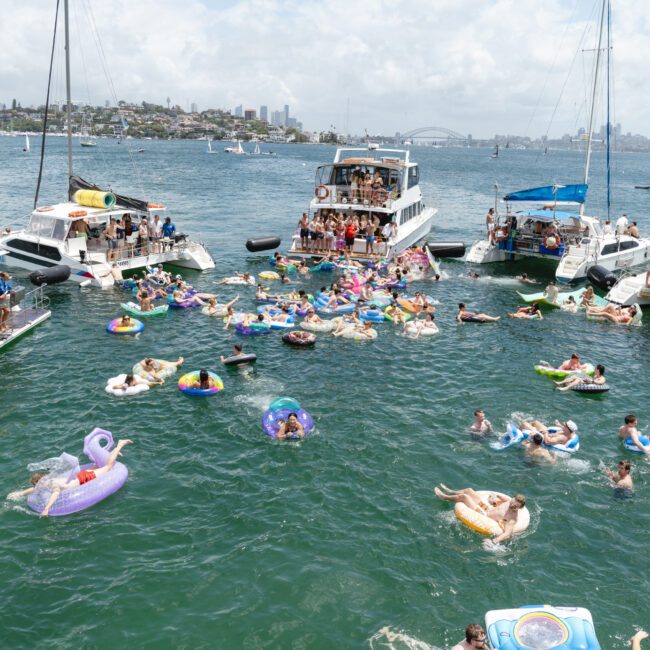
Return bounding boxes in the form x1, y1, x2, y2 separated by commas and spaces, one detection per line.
632, 631, 648, 650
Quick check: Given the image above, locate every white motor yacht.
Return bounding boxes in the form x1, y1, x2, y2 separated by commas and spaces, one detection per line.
0, 179, 215, 288
290, 146, 437, 260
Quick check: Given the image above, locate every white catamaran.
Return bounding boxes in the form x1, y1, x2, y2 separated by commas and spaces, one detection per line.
289, 145, 437, 260
466, 0, 650, 283
0, 0, 215, 288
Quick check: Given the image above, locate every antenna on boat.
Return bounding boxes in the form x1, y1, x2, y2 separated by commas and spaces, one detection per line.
64, 0, 73, 179
581, 0, 607, 215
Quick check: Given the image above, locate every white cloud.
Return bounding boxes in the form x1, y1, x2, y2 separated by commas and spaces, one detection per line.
0, 0, 648, 138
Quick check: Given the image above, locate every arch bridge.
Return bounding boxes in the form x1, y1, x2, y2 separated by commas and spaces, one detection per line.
399, 127, 467, 142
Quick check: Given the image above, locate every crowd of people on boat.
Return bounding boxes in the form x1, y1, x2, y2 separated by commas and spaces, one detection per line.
297, 211, 398, 255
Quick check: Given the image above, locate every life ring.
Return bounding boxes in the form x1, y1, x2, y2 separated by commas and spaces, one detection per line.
68, 210, 88, 218
223, 353, 257, 366
36, 206, 54, 212
315, 185, 329, 200
544, 235, 560, 250
106, 318, 144, 335
105, 374, 150, 397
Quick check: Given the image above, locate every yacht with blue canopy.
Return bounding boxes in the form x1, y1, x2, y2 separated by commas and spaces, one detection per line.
466, 182, 650, 282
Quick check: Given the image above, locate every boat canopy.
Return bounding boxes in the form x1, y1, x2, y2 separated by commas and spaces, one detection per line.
504, 184, 588, 204
68, 175, 150, 213
515, 209, 582, 223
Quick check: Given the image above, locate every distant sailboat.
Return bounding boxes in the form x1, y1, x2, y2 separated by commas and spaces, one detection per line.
490, 144, 499, 159
252, 142, 261, 155
23, 134, 30, 152
225, 140, 246, 154
80, 114, 97, 147
206, 138, 217, 154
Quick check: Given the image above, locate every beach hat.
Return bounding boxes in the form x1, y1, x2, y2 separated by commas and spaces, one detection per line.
566, 420, 578, 433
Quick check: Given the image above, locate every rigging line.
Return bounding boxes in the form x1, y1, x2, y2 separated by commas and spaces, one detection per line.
524, 0, 581, 139
81, 0, 146, 199
34, 0, 61, 209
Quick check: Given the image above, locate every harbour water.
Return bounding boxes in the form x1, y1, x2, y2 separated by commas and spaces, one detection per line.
1, 137, 649, 648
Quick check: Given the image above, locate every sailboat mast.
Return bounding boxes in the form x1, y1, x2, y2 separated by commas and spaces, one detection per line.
64, 0, 73, 178
581, 0, 607, 215
606, 0, 612, 221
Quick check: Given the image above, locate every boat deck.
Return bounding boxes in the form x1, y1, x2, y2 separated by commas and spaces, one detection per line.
289, 247, 385, 262
0, 308, 51, 350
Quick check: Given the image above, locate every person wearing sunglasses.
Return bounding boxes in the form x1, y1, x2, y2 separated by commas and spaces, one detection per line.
451, 623, 487, 649
604, 460, 633, 490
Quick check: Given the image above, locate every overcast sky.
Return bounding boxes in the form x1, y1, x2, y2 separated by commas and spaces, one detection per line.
1, 0, 648, 138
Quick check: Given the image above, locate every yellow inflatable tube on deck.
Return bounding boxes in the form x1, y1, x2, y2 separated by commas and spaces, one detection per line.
454, 491, 530, 536
74, 189, 117, 209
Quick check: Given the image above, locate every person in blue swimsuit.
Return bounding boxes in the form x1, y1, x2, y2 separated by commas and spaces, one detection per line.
162, 217, 176, 251
0, 272, 13, 335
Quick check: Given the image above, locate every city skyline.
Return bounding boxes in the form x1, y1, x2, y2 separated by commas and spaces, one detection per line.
2, 0, 650, 139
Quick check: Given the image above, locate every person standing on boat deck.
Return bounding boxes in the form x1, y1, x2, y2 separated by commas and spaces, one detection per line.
627, 221, 640, 239
616, 213, 629, 236
485, 207, 495, 242
298, 213, 309, 250
104, 218, 118, 262
451, 623, 487, 650
138, 218, 150, 256
151, 214, 163, 253
115, 218, 125, 259
602, 219, 613, 235
161, 216, 176, 251
345, 220, 357, 253
0, 272, 13, 334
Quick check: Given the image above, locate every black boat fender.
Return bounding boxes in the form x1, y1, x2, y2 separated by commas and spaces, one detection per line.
587, 264, 617, 291
29, 265, 71, 286
246, 236, 281, 252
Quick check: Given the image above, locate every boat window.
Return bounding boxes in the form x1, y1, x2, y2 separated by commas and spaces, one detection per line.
601, 243, 619, 256
407, 165, 419, 189
619, 240, 639, 251
5, 238, 62, 261
315, 165, 334, 186
25, 214, 69, 240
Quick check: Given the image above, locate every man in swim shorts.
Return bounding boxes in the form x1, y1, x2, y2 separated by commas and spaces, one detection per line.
618, 414, 648, 454
469, 410, 492, 436
604, 460, 633, 490
7, 439, 133, 516
523, 432, 557, 463
434, 485, 526, 545
519, 419, 577, 447
452, 623, 487, 650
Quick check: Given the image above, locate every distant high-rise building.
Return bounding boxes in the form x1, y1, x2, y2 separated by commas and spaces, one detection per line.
105, 99, 110, 108
284, 104, 289, 126
234, 104, 243, 117
260, 105, 268, 122
166, 97, 171, 110
286, 117, 297, 129
244, 109, 256, 121
191, 102, 198, 113
271, 110, 283, 127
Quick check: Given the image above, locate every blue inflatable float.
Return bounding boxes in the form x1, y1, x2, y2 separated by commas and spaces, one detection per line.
485, 605, 600, 649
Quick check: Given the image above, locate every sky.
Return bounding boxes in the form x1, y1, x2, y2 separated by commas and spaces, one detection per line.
1, 0, 649, 139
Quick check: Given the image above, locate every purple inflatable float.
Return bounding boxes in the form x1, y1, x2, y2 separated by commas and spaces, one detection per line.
27, 428, 129, 516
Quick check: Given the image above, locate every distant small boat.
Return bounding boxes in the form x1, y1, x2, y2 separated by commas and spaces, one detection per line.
206, 139, 217, 155
23, 134, 30, 153
252, 142, 261, 155
224, 140, 246, 154
634, 184, 650, 190
80, 114, 97, 147
490, 144, 499, 159
135, 148, 145, 153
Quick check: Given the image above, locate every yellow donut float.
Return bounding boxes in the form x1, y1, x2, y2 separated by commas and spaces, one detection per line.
454, 491, 530, 536
259, 271, 281, 280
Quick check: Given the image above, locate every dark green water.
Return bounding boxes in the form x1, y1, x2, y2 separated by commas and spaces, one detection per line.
1, 138, 649, 648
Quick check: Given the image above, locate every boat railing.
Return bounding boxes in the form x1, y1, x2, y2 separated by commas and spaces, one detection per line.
9, 286, 50, 329
313, 184, 399, 209
66, 234, 192, 264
